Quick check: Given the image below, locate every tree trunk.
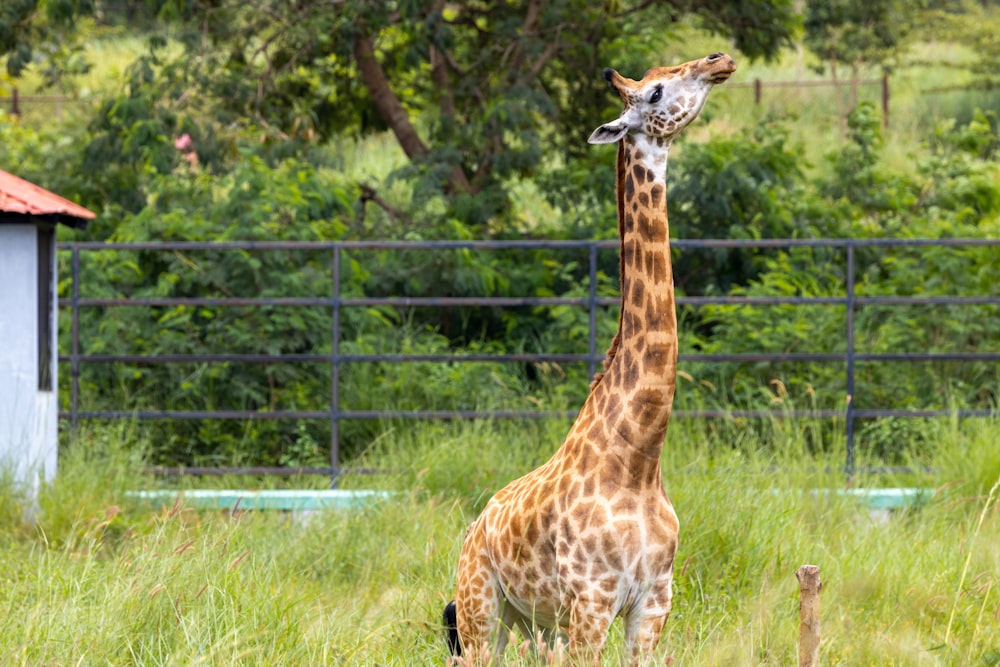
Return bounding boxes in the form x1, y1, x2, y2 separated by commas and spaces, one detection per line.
352, 33, 429, 160
353, 31, 471, 194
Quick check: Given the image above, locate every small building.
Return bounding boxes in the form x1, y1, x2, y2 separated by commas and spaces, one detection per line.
0, 169, 93, 502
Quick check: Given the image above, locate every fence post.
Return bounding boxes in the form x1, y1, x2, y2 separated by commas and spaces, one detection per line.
845, 242, 856, 477
70, 246, 80, 433
754, 78, 762, 105
796, 564, 822, 667
881, 75, 890, 131
844, 240, 855, 477
588, 243, 599, 382
10, 87, 19, 116
330, 245, 342, 488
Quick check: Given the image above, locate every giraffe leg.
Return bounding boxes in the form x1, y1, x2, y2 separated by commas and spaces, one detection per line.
566, 595, 616, 666
623, 577, 673, 666
454, 579, 507, 665
454, 525, 507, 664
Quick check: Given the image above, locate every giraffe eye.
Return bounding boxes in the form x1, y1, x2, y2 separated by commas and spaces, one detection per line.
649, 87, 662, 104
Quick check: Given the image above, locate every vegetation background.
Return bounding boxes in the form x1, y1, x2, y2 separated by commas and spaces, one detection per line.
2, 0, 998, 467
0, 0, 998, 663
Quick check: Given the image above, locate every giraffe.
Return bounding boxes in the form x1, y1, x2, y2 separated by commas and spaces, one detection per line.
445, 52, 736, 665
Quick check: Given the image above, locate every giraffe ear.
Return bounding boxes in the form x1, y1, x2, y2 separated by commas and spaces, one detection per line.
588, 119, 630, 144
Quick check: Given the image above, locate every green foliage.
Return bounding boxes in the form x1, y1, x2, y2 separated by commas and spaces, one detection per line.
37, 99, 997, 469
923, 110, 1000, 223
60, 152, 600, 463
3, 4, 1000, 472
0, 0, 94, 88
804, 0, 911, 76
81, 42, 241, 217
0, 111, 94, 210
98, 0, 796, 230
669, 118, 811, 294
913, 1, 1000, 92
689, 108, 1000, 458
820, 102, 920, 223
62, 158, 361, 464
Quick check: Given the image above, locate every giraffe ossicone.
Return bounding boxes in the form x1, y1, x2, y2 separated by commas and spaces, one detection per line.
446, 52, 735, 666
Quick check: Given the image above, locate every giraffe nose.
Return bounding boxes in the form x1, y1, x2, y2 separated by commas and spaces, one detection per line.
706, 52, 725, 61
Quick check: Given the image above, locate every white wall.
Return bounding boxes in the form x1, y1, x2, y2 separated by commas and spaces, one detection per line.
0, 224, 58, 502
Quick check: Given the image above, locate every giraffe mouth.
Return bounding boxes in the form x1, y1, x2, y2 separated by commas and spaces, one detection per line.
705, 54, 736, 84
709, 69, 734, 85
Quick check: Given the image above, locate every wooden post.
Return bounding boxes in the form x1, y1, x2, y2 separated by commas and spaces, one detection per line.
11, 87, 20, 117
797, 564, 821, 667
754, 78, 762, 105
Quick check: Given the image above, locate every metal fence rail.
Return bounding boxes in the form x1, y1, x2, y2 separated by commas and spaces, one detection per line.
58, 238, 1000, 481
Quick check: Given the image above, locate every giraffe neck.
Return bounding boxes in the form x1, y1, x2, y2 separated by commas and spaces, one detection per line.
596, 133, 678, 455
617, 134, 674, 339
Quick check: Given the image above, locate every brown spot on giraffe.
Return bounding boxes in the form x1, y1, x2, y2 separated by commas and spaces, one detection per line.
449, 52, 735, 665
630, 277, 645, 307
650, 184, 664, 208
630, 388, 668, 428
642, 341, 673, 376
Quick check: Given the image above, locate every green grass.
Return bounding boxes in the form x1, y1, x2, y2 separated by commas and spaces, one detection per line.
1, 417, 998, 665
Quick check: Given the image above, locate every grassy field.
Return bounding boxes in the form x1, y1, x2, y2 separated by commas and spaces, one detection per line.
1, 416, 998, 665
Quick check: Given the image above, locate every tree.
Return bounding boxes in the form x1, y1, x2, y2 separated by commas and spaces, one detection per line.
0, 0, 94, 90
88, 0, 797, 229
804, 0, 910, 75
804, 0, 910, 111
914, 0, 1000, 92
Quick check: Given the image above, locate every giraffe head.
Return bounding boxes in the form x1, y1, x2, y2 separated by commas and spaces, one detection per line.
588, 52, 735, 145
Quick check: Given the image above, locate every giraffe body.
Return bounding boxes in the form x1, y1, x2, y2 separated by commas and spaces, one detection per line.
449, 53, 735, 666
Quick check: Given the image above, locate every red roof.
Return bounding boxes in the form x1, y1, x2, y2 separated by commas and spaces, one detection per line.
0, 169, 95, 222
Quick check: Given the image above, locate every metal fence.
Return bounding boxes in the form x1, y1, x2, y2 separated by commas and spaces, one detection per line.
58, 238, 1000, 482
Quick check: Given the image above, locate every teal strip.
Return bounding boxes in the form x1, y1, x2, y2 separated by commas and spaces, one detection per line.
127, 487, 930, 512
127, 489, 392, 511
769, 487, 933, 510
839, 488, 932, 510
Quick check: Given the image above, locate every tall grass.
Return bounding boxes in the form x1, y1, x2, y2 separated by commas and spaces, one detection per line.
1, 416, 997, 665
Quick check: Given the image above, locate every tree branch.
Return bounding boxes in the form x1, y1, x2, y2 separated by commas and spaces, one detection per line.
352, 32, 430, 160
522, 27, 563, 83
428, 0, 456, 120
509, 0, 545, 74
357, 182, 411, 225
